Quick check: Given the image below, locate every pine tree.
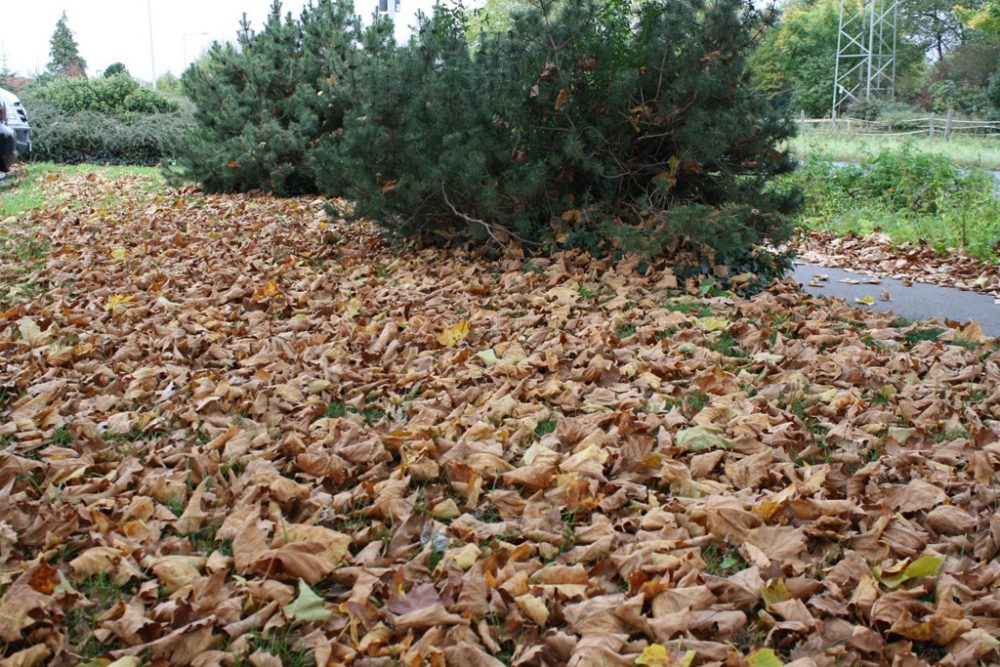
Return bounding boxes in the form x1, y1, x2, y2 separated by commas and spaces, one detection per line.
0, 53, 12, 89
174, 0, 364, 194
321, 0, 799, 262
48, 11, 88, 78
175, 0, 800, 274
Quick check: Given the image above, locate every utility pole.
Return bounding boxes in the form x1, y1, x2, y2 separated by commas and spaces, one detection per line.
147, 0, 158, 89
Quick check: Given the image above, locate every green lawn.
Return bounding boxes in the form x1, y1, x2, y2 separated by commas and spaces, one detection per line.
0, 162, 163, 218
787, 131, 1000, 170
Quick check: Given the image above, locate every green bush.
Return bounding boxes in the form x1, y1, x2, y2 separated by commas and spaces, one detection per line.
321, 0, 798, 260
21, 93, 192, 166
789, 148, 1000, 259
177, 0, 799, 271
30, 74, 178, 115
173, 0, 362, 194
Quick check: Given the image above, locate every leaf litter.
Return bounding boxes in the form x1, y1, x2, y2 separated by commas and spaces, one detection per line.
794, 231, 1000, 300
1, 173, 1000, 666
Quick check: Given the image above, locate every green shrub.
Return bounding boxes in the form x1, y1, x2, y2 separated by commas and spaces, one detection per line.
176, 0, 799, 273
29, 74, 178, 115
22, 93, 193, 166
172, 0, 363, 195
789, 147, 1000, 259
317, 0, 798, 261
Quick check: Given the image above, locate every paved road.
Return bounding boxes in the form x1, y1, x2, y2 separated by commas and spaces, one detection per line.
792, 262, 1000, 337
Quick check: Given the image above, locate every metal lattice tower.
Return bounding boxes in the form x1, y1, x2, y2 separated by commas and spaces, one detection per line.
831, 0, 898, 119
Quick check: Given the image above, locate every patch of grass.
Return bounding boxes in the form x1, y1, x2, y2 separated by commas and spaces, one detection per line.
655, 328, 677, 341
788, 131, 1000, 170
574, 283, 599, 300
185, 524, 218, 552
166, 495, 185, 518
702, 544, 747, 576
686, 393, 709, 415
905, 328, 946, 345
534, 418, 558, 438
0, 162, 164, 218
709, 333, 747, 358
321, 401, 346, 419
787, 147, 1000, 260
933, 427, 968, 443
68, 572, 130, 655
731, 619, 768, 653
614, 322, 637, 339
664, 300, 714, 318
52, 427, 73, 446
238, 630, 311, 667
951, 335, 980, 351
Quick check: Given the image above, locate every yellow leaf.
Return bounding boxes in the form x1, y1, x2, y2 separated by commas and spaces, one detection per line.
675, 426, 731, 451
283, 579, 334, 623
855, 295, 876, 305
110, 247, 127, 260
437, 320, 471, 347
635, 644, 695, 666
697, 316, 730, 332
253, 280, 280, 301
761, 578, 791, 609
748, 648, 784, 667
873, 555, 942, 589
106, 294, 135, 311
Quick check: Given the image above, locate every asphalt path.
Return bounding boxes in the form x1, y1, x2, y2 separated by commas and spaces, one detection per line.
792, 262, 1000, 337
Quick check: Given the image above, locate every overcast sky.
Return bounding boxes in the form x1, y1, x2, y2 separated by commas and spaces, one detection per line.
1, 0, 480, 81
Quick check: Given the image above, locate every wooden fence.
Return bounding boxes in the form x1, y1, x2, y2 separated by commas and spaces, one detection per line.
797, 110, 1000, 140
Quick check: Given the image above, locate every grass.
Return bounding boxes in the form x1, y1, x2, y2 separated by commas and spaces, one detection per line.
786, 146, 1000, 261
1, 162, 163, 218
701, 544, 747, 576
788, 131, 1000, 170
1, 163, 164, 307
534, 418, 558, 438
67, 573, 131, 657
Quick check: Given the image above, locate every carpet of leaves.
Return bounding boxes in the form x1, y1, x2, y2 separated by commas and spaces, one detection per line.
793, 230, 1000, 300
3, 173, 1000, 667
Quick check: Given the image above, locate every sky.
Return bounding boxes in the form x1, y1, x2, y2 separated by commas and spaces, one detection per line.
0, 0, 481, 81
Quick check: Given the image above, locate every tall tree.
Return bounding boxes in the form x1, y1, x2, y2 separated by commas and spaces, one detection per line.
103, 62, 129, 78
901, 0, 980, 60
48, 11, 88, 78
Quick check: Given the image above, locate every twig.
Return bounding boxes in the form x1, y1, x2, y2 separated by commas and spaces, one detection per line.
440, 186, 539, 252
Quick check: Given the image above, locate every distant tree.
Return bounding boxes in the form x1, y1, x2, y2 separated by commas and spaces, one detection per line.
155, 72, 181, 95
0, 53, 12, 89
751, 0, 925, 116
902, 0, 980, 60
750, 0, 841, 116
103, 62, 129, 78
48, 11, 88, 78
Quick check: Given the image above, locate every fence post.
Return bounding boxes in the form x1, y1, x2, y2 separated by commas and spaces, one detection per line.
928, 117, 935, 137
944, 108, 954, 141
799, 109, 805, 133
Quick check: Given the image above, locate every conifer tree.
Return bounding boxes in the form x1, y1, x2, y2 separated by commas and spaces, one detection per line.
48, 12, 88, 78
175, 0, 361, 194
174, 0, 800, 272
